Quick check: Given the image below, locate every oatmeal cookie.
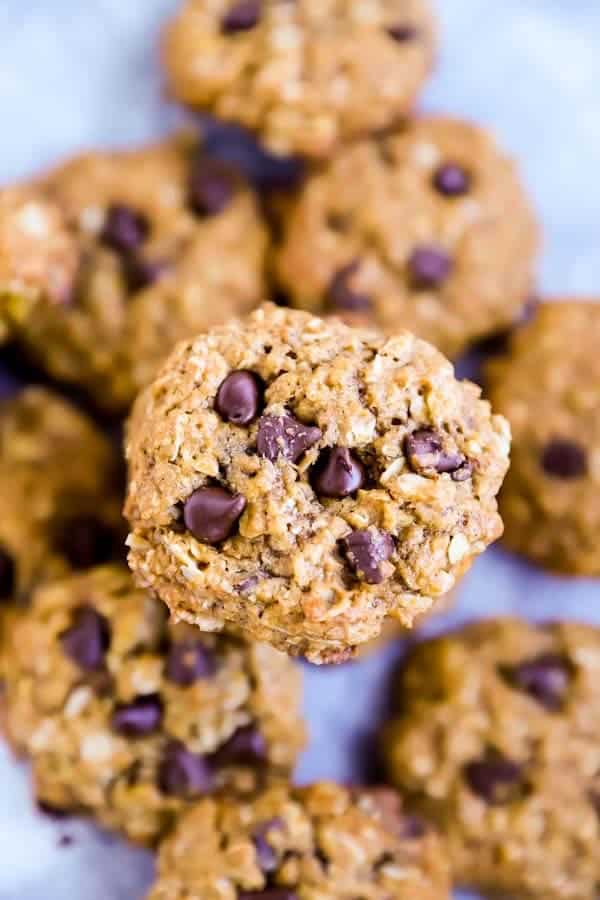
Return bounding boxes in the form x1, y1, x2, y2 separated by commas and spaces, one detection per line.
3, 565, 305, 845
381, 618, 600, 899
275, 116, 539, 357
487, 300, 600, 575
162, 0, 437, 160
125, 304, 510, 663
147, 781, 450, 899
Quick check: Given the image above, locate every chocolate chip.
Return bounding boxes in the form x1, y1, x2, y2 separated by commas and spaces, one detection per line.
504, 653, 572, 711
541, 439, 587, 479
398, 815, 427, 839
111, 694, 163, 736
188, 157, 236, 216
341, 529, 394, 584
157, 740, 214, 797
257, 414, 321, 463
216, 370, 263, 426
404, 428, 469, 479
327, 260, 371, 312
464, 755, 524, 805
238, 892, 298, 900
214, 724, 267, 765
183, 487, 246, 544
221, 0, 261, 33
253, 818, 284, 872
123, 255, 169, 292
235, 574, 262, 595
408, 245, 452, 289
311, 448, 365, 498
100, 205, 149, 255
55, 516, 119, 570
386, 24, 418, 41
165, 638, 217, 686
37, 801, 71, 820
433, 163, 471, 196
60, 606, 111, 672
0, 547, 15, 602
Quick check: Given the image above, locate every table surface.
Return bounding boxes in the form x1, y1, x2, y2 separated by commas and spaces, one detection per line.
0, 2, 599, 898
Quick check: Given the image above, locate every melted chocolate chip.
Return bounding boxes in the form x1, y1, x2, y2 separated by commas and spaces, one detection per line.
433, 163, 471, 196
60, 606, 111, 672
404, 428, 469, 479
408, 245, 452, 289
464, 756, 524, 805
341, 529, 394, 584
221, 0, 262, 33
311, 447, 365, 498
55, 516, 119, 570
100, 205, 149, 255
165, 638, 217, 686
504, 653, 572, 711
183, 487, 246, 544
386, 24, 418, 41
216, 370, 263, 426
257, 414, 321, 463
0, 547, 15, 602
541, 439, 587, 479
214, 724, 267, 765
253, 818, 284, 872
188, 157, 236, 216
111, 694, 163, 736
327, 260, 371, 312
123, 255, 169, 292
157, 741, 214, 797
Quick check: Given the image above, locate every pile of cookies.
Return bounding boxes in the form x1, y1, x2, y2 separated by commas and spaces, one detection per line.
0, 2, 598, 898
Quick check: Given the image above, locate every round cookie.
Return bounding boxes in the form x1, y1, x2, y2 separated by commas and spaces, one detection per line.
147, 781, 450, 900
275, 116, 539, 357
487, 300, 600, 575
162, 0, 437, 160
380, 618, 600, 900
3, 564, 305, 846
9, 133, 268, 411
0, 387, 123, 606
125, 303, 510, 663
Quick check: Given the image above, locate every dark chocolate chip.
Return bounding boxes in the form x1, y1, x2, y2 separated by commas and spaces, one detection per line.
123, 255, 169, 292
111, 694, 163, 736
202, 121, 305, 193
60, 606, 111, 672
188, 157, 236, 216
253, 818, 284, 873
433, 163, 471, 197
214, 724, 267, 765
404, 428, 469, 479
37, 801, 72, 820
327, 260, 371, 312
386, 24, 418, 41
408, 245, 452, 289
311, 447, 365, 498
541, 439, 587, 479
238, 892, 298, 900
257, 414, 321, 463
100, 205, 149, 255
0, 547, 15, 602
504, 653, 572, 711
221, 0, 261, 33
216, 370, 263, 426
165, 638, 217, 686
464, 755, 524, 805
341, 529, 394, 584
157, 740, 214, 797
55, 516, 119, 570
183, 487, 246, 544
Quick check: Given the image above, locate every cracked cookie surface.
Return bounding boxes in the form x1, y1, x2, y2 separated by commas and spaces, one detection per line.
3, 564, 305, 845
147, 781, 450, 900
381, 618, 600, 899
125, 304, 510, 663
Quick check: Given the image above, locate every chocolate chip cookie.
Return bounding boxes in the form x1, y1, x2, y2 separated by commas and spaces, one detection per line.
381, 618, 600, 899
3, 564, 305, 845
275, 116, 539, 357
162, 0, 437, 160
147, 781, 450, 899
487, 300, 600, 575
125, 303, 510, 663
8, 133, 267, 410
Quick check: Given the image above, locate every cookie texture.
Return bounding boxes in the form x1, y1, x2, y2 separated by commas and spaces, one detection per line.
487, 300, 600, 575
275, 116, 539, 357
381, 618, 600, 899
125, 304, 510, 663
9, 134, 267, 410
162, 0, 437, 159
147, 781, 450, 899
3, 565, 305, 845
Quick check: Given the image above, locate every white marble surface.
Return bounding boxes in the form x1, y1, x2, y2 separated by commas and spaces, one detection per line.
0, 2, 599, 898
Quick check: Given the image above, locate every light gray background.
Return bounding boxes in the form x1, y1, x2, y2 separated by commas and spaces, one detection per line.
0, 2, 599, 898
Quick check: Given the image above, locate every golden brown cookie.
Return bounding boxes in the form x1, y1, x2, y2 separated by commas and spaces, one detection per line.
147, 781, 450, 899
125, 303, 510, 663
162, 0, 437, 160
381, 618, 600, 899
487, 300, 600, 575
275, 116, 539, 357
3, 564, 305, 846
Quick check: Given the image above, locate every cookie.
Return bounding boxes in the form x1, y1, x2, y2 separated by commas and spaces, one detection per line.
381, 618, 600, 899
275, 116, 539, 357
125, 303, 510, 663
0, 387, 123, 606
7, 133, 268, 410
147, 781, 450, 899
162, 0, 437, 160
3, 564, 305, 845
486, 300, 600, 575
